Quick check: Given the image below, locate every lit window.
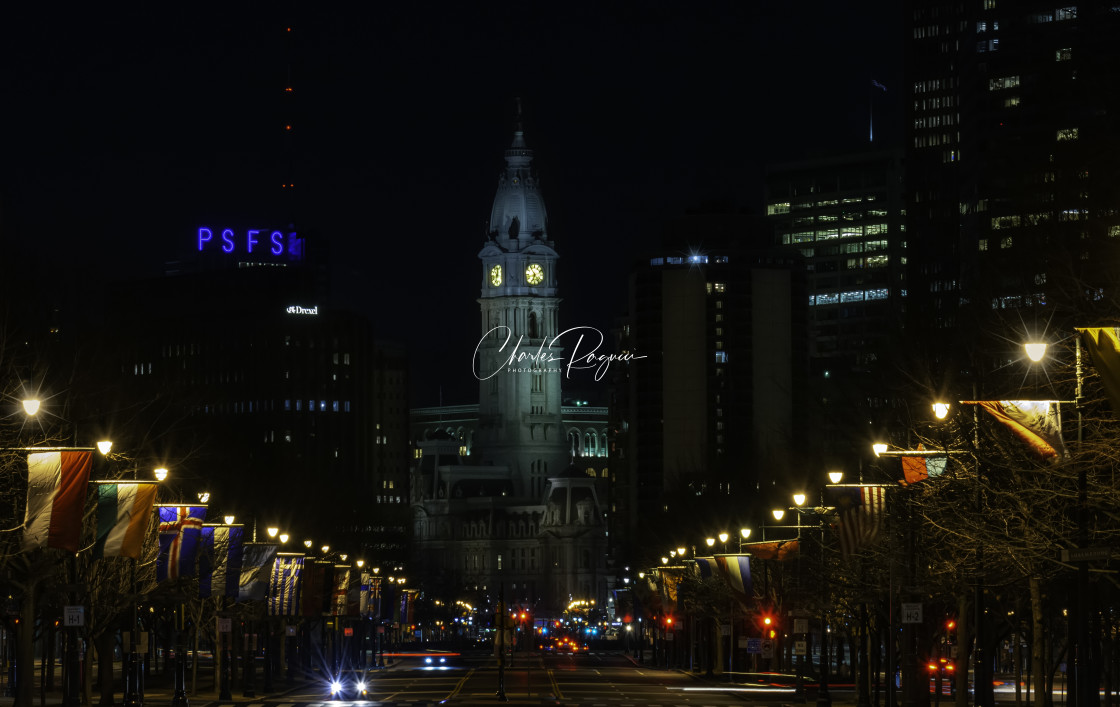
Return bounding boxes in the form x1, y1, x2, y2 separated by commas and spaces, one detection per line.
979, 239, 988, 251
1056, 48, 1072, 61
1057, 128, 1079, 141
1001, 236, 1013, 249
715, 352, 728, 363
989, 76, 1020, 90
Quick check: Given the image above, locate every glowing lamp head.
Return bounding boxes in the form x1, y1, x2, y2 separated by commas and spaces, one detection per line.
1025, 342, 1047, 363
718, 532, 729, 543
267, 527, 279, 539
154, 467, 168, 481
872, 443, 888, 457
279, 533, 289, 544
21, 399, 40, 416
97, 440, 113, 455
772, 509, 785, 522
676, 546, 686, 556
740, 527, 751, 540
224, 515, 235, 525
932, 402, 951, 420
705, 537, 715, 547
793, 493, 806, 507
828, 470, 844, 484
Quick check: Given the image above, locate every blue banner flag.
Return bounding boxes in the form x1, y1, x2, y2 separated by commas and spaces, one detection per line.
694, 557, 717, 579
238, 543, 279, 601
269, 554, 305, 616
156, 505, 207, 581
199, 525, 244, 598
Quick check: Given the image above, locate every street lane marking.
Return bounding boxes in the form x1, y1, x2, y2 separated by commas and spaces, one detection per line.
548, 667, 564, 699
447, 667, 475, 699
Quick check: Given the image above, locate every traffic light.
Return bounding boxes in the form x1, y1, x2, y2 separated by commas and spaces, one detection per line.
762, 614, 777, 639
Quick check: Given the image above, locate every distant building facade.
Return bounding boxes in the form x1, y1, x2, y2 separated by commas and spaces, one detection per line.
409, 122, 611, 616
607, 214, 808, 566
102, 236, 410, 565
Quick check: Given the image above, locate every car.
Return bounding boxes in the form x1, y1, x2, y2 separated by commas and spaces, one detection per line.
327, 669, 372, 701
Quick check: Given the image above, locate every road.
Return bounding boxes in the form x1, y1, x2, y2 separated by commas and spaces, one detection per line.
232, 649, 826, 706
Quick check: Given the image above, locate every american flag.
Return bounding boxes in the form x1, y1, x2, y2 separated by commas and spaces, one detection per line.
156, 505, 207, 581
833, 486, 887, 559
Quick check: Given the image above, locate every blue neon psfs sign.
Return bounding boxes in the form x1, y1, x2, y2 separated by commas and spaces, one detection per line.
197, 227, 304, 261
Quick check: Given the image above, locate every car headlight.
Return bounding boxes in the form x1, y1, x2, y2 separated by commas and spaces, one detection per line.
425, 656, 432, 664
330, 681, 342, 694
356, 681, 367, 692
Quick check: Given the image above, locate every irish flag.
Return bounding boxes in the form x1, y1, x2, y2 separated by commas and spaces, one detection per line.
94, 483, 158, 559
22, 451, 93, 553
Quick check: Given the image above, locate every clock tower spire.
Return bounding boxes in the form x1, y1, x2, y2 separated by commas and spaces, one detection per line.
476, 107, 566, 500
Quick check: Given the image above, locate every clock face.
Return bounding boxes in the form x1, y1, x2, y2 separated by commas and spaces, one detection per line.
525, 263, 544, 286
489, 264, 503, 287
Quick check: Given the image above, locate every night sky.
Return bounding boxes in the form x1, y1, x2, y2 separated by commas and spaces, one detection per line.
2, 3, 904, 406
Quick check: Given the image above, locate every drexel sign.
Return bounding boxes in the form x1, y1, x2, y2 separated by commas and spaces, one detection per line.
197, 227, 304, 261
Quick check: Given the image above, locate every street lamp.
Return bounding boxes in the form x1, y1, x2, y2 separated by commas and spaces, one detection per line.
739, 528, 751, 551
224, 515, 235, 525
154, 467, 168, 481
21, 399, 40, 416
1024, 337, 1089, 707
932, 402, 951, 420
828, 471, 843, 484
772, 509, 785, 521
793, 493, 806, 507
267, 526, 279, 539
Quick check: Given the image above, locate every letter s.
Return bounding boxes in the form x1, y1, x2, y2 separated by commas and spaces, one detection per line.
221, 229, 235, 253
270, 231, 284, 255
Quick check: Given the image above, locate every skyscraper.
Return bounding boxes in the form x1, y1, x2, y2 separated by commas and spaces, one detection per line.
906, 1, 1120, 340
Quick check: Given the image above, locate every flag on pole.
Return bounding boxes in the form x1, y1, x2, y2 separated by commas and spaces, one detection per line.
965, 400, 1068, 460
238, 543, 279, 601
199, 525, 244, 598
300, 561, 330, 616
714, 554, 752, 597
832, 486, 887, 559
872, 79, 888, 91
268, 553, 305, 616
1078, 327, 1120, 418
23, 451, 94, 553
156, 505, 207, 581
900, 444, 948, 486
744, 540, 800, 560
94, 482, 158, 559
331, 565, 351, 616
694, 557, 717, 579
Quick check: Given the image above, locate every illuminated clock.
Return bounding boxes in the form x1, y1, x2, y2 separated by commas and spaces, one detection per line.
525, 263, 544, 285
489, 264, 503, 287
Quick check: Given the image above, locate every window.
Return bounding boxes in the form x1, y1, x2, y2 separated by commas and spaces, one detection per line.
989, 76, 1020, 90
1057, 128, 1079, 141
715, 351, 728, 363
767, 202, 790, 215
1056, 48, 1072, 61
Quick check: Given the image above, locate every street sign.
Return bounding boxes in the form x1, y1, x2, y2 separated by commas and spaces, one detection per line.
793, 618, 808, 634
794, 640, 807, 656
747, 637, 762, 654
901, 602, 923, 624
217, 618, 232, 633
720, 624, 730, 636
761, 639, 774, 659
64, 606, 84, 627
1061, 547, 1113, 562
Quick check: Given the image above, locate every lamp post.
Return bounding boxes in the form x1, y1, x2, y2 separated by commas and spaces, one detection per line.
1026, 339, 1090, 707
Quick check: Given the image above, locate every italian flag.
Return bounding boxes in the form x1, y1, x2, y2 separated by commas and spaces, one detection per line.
95, 483, 159, 559
22, 451, 93, 553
